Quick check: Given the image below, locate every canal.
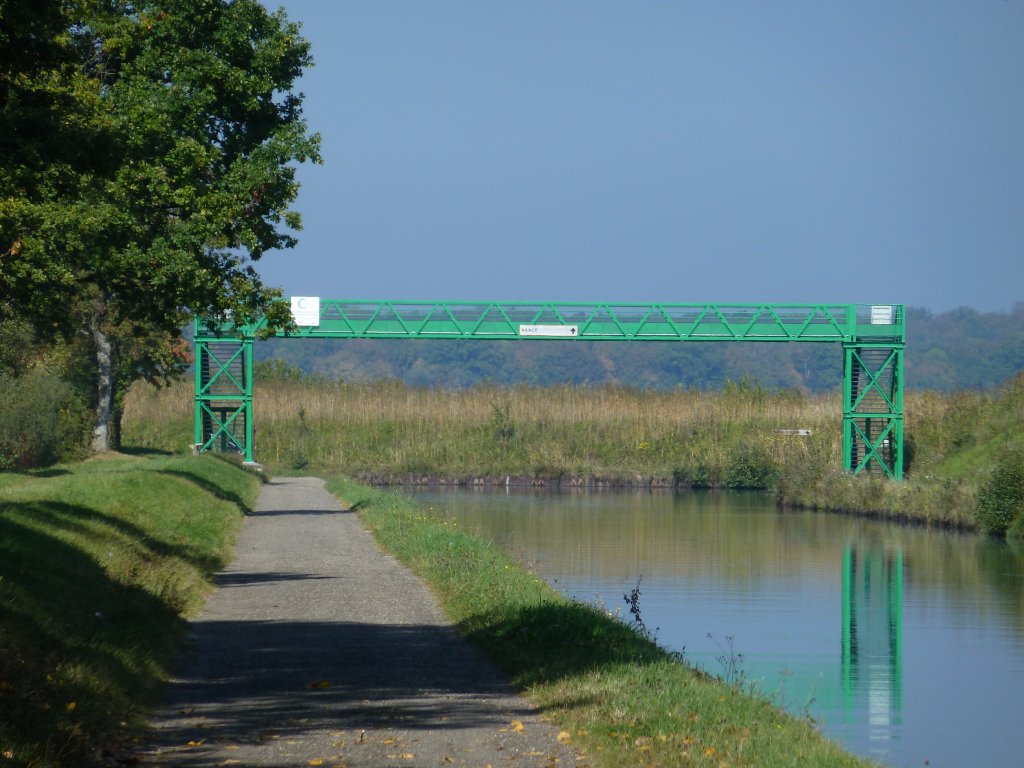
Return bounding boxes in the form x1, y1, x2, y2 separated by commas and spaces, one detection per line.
409, 486, 1024, 768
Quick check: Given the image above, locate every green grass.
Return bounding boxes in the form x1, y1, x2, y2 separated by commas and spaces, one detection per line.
327, 477, 877, 768
0, 454, 261, 768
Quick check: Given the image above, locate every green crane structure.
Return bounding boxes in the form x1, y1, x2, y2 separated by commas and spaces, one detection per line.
194, 300, 906, 478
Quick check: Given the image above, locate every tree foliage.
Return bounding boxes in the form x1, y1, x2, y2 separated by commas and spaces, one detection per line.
904, 304, 1024, 391
1, 0, 319, 453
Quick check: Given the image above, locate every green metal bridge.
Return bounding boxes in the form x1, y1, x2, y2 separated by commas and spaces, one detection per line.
194, 300, 906, 478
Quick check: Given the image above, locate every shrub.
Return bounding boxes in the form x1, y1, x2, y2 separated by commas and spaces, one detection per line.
902, 432, 917, 475
775, 459, 820, 505
489, 399, 515, 446
253, 358, 307, 383
0, 369, 90, 469
725, 442, 779, 489
1008, 511, 1024, 541
976, 448, 1024, 536
672, 459, 720, 488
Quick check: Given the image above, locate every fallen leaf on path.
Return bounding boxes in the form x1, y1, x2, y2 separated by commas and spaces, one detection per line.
509, 720, 525, 733
308, 760, 324, 766
186, 740, 204, 747
557, 731, 572, 745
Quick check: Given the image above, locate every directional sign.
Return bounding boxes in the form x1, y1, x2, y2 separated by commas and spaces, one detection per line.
291, 296, 320, 326
519, 324, 579, 338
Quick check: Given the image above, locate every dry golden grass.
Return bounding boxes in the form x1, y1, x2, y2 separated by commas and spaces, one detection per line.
122, 377, 1018, 528
125, 378, 844, 481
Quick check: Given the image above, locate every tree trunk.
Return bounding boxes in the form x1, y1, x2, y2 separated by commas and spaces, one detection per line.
110, 396, 123, 451
91, 321, 115, 453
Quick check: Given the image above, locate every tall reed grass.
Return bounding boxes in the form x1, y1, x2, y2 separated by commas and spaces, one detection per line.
124, 378, 840, 486
121, 371, 1024, 533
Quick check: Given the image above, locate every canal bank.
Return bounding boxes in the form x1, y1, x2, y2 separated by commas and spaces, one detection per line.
126, 374, 1024, 538
328, 477, 877, 768
404, 483, 1024, 768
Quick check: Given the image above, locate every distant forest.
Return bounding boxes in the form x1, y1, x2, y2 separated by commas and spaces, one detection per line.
253, 304, 1024, 393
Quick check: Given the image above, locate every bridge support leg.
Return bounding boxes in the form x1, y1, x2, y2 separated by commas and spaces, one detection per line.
843, 343, 904, 479
193, 330, 254, 463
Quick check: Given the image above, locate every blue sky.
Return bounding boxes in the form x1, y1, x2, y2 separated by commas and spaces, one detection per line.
257, 1, 1023, 312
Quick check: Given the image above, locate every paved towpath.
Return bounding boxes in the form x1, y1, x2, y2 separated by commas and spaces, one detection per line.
140, 477, 581, 768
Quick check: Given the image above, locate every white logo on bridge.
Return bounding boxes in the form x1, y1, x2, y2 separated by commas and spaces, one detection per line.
519, 324, 578, 338
291, 296, 320, 327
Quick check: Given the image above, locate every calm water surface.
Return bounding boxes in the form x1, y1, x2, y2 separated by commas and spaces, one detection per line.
410, 487, 1024, 768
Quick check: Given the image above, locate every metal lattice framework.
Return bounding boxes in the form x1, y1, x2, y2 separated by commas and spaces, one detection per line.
194, 301, 905, 477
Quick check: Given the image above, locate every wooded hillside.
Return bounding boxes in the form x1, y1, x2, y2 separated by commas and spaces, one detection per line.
253, 303, 1024, 392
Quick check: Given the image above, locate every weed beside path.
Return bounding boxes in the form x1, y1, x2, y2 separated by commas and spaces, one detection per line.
328, 478, 878, 768
0, 455, 260, 768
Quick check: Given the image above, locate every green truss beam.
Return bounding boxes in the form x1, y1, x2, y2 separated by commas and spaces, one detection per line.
194, 301, 905, 478
234, 300, 903, 343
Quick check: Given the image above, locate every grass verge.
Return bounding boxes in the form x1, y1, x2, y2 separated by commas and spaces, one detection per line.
326, 477, 876, 768
0, 454, 261, 768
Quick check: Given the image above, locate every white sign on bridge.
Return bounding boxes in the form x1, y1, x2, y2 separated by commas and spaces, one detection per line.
291, 296, 320, 326
519, 324, 579, 338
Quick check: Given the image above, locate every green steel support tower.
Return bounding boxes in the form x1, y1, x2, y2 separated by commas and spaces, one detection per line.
194, 300, 905, 478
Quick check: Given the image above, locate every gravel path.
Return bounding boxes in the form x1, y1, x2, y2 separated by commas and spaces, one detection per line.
140, 476, 581, 768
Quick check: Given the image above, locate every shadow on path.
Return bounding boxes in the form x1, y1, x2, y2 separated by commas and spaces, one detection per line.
154, 619, 530, 744
140, 476, 578, 767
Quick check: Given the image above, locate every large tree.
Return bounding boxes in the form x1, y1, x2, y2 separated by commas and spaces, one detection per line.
1, 0, 318, 451
1, 0, 88, 332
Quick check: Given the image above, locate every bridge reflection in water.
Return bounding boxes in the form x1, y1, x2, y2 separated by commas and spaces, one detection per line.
409, 487, 1024, 767
841, 545, 903, 746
